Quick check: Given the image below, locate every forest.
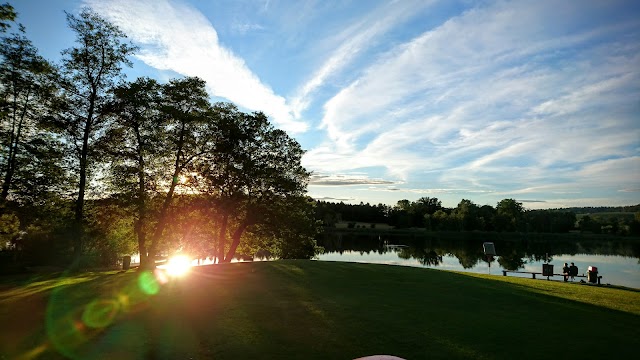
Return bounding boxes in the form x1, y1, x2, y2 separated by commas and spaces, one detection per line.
314, 198, 640, 235
0, 5, 319, 272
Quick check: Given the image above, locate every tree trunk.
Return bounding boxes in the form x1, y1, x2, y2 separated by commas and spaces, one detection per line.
1, 88, 31, 201
146, 121, 187, 267
146, 171, 179, 268
73, 121, 91, 260
135, 218, 149, 268
135, 126, 148, 269
223, 221, 250, 263
217, 214, 228, 264
73, 89, 96, 261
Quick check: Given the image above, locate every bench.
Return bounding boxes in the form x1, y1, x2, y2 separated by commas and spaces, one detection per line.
502, 270, 602, 284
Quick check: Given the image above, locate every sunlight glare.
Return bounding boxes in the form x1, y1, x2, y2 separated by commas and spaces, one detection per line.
165, 255, 192, 277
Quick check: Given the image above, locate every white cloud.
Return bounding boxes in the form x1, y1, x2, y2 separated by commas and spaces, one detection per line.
309, 173, 397, 186
78, 0, 638, 207
83, 0, 307, 133
231, 22, 265, 35
290, 0, 433, 118
304, 0, 640, 207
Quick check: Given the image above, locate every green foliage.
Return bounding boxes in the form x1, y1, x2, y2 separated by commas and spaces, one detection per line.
451, 199, 480, 231
84, 200, 137, 267
0, 20, 65, 203
0, 211, 19, 247
194, 104, 314, 261
313, 198, 627, 235
390, 197, 442, 228
495, 198, 524, 231
0, 3, 16, 32
48, 8, 138, 260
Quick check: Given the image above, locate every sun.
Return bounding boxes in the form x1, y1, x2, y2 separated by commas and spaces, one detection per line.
165, 255, 192, 277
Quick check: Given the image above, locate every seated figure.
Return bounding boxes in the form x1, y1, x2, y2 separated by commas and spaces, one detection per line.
569, 262, 578, 280
562, 263, 570, 282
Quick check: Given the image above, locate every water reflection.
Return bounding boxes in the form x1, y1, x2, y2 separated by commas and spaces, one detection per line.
396, 247, 443, 266
317, 232, 640, 289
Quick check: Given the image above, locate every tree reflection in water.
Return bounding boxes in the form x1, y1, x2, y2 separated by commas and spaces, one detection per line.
397, 247, 443, 266
317, 231, 640, 271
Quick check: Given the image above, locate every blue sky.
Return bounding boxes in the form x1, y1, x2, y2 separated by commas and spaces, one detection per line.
9, 0, 640, 209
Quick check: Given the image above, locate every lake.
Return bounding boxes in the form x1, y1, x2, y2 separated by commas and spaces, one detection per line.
316, 231, 640, 289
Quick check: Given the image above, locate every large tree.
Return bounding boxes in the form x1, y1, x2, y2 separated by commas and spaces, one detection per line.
143, 77, 215, 267
0, 24, 59, 202
104, 76, 215, 268
54, 8, 136, 260
102, 77, 164, 268
195, 104, 313, 262
495, 198, 524, 232
451, 199, 480, 231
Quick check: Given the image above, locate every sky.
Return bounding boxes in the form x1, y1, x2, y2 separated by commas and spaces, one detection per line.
8, 0, 640, 209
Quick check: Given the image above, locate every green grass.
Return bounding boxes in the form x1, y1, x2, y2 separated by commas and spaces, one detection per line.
1, 261, 638, 359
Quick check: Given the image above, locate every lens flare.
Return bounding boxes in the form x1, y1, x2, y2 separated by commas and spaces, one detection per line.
81, 299, 120, 329
138, 271, 160, 295
165, 255, 192, 277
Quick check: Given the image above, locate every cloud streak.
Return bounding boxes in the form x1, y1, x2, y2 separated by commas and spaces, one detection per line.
303, 0, 640, 206
84, 0, 307, 133
310, 174, 397, 186
290, 0, 433, 118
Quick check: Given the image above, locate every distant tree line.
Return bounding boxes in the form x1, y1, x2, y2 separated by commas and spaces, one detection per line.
0, 5, 320, 272
315, 198, 640, 236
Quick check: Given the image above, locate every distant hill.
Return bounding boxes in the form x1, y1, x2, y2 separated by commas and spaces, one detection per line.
564, 205, 640, 214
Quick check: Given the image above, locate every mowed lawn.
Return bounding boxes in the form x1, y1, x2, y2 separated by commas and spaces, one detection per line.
1, 261, 639, 359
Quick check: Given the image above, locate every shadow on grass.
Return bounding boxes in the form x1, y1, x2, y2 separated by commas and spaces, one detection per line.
1, 261, 638, 360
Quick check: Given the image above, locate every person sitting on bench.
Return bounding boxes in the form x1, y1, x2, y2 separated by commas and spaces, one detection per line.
569, 262, 578, 281
562, 263, 570, 282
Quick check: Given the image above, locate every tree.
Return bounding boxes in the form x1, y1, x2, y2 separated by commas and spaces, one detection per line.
0, 3, 16, 32
495, 199, 524, 232
578, 215, 599, 233
432, 209, 455, 231
452, 199, 480, 231
477, 205, 495, 231
391, 197, 441, 228
414, 197, 442, 215
253, 196, 321, 260
0, 25, 59, 202
196, 104, 313, 262
144, 77, 214, 267
54, 8, 137, 260
102, 77, 164, 268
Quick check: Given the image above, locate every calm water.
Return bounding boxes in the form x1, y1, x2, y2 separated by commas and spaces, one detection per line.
316, 233, 640, 289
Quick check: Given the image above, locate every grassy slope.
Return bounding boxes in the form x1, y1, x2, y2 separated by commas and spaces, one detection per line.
0, 261, 638, 359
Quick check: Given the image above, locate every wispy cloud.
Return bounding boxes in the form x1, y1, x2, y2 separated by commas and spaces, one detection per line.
231, 22, 265, 35
310, 174, 397, 186
312, 196, 354, 202
78, 0, 638, 207
365, 187, 495, 195
619, 188, 640, 193
304, 0, 640, 206
83, 0, 307, 133
290, 0, 433, 118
